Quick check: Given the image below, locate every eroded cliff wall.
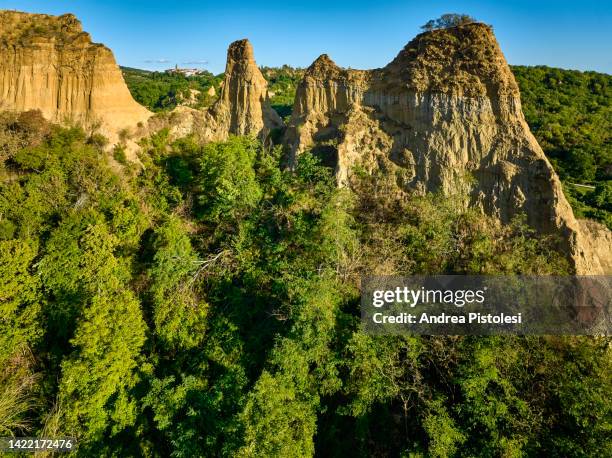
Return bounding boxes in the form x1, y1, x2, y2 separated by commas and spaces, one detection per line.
0, 11, 151, 134
161, 39, 282, 142
210, 39, 282, 137
285, 23, 611, 274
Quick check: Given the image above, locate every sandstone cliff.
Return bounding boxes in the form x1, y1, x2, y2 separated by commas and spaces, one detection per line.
2, 12, 607, 273
285, 23, 611, 274
209, 39, 282, 137
159, 39, 282, 142
0, 11, 151, 135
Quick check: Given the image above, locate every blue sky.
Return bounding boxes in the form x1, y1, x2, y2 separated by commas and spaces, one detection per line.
3, 1, 611, 74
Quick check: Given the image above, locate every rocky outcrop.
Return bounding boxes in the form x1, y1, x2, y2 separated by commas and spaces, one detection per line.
2, 12, 607, 273
0, 12, 279, 144
285, 23, 611, 274
209, 39, 282, 137
0, 11, 151, 135
163, 39, 282, 142
577, 220, 612, 274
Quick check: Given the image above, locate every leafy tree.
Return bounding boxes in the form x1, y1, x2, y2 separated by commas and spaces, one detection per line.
0, 236, 41, 439
0, 240, 41, 366
147, 216, 208, 351
421, 14, 477, 31
566, 147, 598, 182
587, 181, 612, 211
57, 222, 147, 444
194, 136, 262, 225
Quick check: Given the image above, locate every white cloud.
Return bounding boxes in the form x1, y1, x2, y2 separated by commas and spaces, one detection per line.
144, 58, 170, 64
181, 60, 209, 65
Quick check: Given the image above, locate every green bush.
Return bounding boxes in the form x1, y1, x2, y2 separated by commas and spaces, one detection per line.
0, 117, 608, 457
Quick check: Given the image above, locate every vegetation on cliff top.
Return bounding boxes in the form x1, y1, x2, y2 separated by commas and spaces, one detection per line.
420, 13, 478, 31
0, 11, 82, 45
1, 111, 610, 456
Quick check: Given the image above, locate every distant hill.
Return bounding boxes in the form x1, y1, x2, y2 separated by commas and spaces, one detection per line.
120, 66, 223, 111
260, 65, 305, 120
512, 66, 611, 228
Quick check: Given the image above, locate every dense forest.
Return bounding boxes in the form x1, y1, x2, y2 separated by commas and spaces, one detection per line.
512, 66, 611, 228
122, 64, 611, 229
0, 106, 610, 456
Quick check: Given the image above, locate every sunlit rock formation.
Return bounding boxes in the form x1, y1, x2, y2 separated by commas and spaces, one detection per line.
285, 23, 611, 274
0, 11, 151, 135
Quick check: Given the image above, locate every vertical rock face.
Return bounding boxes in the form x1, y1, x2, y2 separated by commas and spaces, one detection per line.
208, 39, 282, 138
163, 39, 282, 142
0, 11, 151, 134
285, 23, 611, 274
